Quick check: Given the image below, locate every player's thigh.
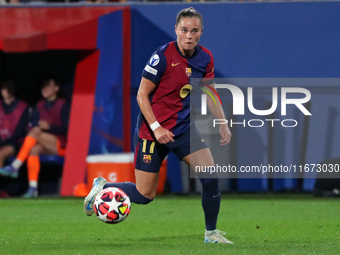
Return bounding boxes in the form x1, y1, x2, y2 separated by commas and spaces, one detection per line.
36, 132, 58, 155
182, 148, 217, 179
135, 169, 159, 200
0, 145, 16, 166
0, 145, 16, 158
182, 148, 215, 170
28, 126, 42, 138
171, 124, 211, 169
30, 144, 46, 156
134, 138, 168, 199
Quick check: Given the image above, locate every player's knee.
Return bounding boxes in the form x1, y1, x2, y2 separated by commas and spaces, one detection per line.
29, 127, 41, 138
136, 189, 154, 204
200, 178, 219, 192
140, 191, 155, 202
140, 195, 153, 205
29, 145, 42, 155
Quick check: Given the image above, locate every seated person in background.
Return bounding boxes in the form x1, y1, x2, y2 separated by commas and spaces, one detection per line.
0, 80, 29, 198
0, 78, 70, 198
0, 80, 29, 170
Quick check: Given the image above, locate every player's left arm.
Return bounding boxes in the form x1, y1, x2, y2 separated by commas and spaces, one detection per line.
204, 83, 231, 146
203, 54, 231, 146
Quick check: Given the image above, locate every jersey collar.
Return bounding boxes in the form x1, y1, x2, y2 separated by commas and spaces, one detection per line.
174, 41, 200, 59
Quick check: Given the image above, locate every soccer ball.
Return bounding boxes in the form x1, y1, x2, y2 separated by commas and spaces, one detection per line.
93, 187, 131, 224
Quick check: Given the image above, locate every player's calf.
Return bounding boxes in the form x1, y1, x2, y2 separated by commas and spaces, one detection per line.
104, 182, 153, 204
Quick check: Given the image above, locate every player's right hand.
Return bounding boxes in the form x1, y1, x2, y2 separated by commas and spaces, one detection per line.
153, 126, 175, 144
38, 120, 50, 130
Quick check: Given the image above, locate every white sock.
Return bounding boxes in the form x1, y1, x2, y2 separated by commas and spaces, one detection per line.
12, 159, 23, 170
206, 229, 217, 235
29, 181, 38, 189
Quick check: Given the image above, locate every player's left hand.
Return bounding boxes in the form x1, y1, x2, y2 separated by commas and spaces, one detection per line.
38, 120, 50, 130
219, 124, 231, 146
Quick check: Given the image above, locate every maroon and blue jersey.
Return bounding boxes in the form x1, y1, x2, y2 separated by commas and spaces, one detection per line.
0, 100, 28, 145
34, 99, 69, 148
137, 41, 214, 141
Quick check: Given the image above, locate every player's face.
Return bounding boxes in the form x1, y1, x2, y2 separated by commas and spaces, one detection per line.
42, 80, 59, 101
175, 17, 203, 57
1, 89, 12, 100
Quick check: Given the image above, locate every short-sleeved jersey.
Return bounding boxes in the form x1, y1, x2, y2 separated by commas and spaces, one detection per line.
137, 41, 214, 140
0, 100, 28, 143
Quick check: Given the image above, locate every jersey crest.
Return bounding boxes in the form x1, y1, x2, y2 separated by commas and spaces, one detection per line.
143, 154, 152, 163
186, 68, 192, 77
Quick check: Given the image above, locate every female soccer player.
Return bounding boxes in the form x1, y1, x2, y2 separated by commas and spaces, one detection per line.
84, 7, 233, 244
0, 78, 70, 198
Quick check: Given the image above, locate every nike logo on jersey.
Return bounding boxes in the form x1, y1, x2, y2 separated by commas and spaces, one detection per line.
172, 62, 180, 67
201, 139, 205, 142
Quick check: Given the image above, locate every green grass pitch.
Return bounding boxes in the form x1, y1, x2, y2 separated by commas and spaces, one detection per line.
0, 194, 339, 255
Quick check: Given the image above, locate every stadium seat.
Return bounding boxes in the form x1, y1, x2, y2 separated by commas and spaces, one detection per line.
4, 155, 65, 197
5, 155, 64, 165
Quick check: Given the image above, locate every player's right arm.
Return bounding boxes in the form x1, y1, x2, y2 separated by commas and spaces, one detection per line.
137, 77, 174, 144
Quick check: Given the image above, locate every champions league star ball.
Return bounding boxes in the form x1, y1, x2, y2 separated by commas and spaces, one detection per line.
93, 187, 131, 224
